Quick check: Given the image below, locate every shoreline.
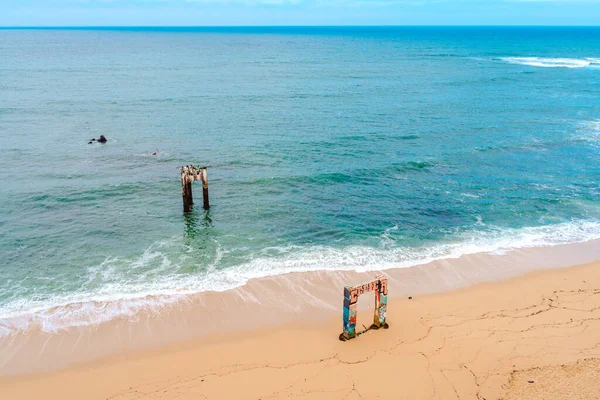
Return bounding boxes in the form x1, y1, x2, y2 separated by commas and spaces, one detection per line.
2, 238, 600, 377
3, 255, 600, 398
5, 219, 600, 336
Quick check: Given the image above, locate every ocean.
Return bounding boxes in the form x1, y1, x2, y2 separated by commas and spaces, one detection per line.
1, 26, 599, 336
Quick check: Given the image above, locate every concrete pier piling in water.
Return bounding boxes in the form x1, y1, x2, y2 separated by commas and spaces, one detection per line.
201, 167, 209, 210
180, 165, 209, 212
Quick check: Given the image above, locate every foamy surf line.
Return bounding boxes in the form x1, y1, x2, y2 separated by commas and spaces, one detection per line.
2, 219, 600, 337
500, 57, 600, 68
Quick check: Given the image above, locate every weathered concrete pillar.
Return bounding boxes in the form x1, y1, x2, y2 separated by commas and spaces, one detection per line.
180, 165, 209, 213
201, 167, 209, 210
181, 166, 194, 213
340, 275, 388, 341
183, 181, 193, 213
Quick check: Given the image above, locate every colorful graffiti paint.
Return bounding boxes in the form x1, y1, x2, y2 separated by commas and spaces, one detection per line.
340, 275, 389, 341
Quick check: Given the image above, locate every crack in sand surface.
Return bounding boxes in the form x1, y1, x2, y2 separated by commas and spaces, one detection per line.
103, 285, 600, 400
3, 263, 600, 400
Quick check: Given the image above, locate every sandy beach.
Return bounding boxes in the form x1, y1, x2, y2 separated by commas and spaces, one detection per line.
3, 254, 600, 399
2, 22, 600, 400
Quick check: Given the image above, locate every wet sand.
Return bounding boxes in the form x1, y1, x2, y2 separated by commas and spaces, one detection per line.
3, 238, 600, 376
2, 251, 600, 398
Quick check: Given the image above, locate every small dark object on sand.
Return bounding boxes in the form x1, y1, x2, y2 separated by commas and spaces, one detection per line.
408, 296, 413, 300
527, 378, 535, 383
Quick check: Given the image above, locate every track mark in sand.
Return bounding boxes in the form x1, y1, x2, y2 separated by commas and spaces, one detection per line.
106, 287, 600, 400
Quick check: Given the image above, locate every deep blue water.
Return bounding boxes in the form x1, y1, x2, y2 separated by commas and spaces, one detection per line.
1, 27, 600, 333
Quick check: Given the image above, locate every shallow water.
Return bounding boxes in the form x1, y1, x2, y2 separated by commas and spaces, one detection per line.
1, 26, 600, 335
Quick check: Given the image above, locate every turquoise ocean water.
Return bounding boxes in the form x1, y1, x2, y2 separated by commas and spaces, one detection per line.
1, 27, 599, 334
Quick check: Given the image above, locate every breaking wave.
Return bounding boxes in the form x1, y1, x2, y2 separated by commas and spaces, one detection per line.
2, 219, 600, 337
500, 57, 600, 69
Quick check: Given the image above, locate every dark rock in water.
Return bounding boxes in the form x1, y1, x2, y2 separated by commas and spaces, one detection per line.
88, 141, 93, 144
97, 135, 107, 143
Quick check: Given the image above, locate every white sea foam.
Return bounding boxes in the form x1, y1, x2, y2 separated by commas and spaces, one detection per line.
587, 58, 600, 67
501, 57, 594, 69
2, 219, 600, 336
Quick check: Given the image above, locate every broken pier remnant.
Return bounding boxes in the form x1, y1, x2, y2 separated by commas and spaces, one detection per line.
340, 275, 389, 341
180, 165, 209, 212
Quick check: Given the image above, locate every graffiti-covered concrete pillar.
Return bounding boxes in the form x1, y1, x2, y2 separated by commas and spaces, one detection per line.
341, 275, 388, 341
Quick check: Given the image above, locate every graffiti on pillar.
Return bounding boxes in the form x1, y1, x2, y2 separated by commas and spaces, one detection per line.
340, 275, 389, 341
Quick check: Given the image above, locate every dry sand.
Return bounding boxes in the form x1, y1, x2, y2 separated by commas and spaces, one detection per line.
2, 259, 600, 399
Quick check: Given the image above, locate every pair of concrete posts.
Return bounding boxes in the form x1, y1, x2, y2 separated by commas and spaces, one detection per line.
340, 275, 389, 341
180, 166, 209, 213
179, 166, 387, 341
